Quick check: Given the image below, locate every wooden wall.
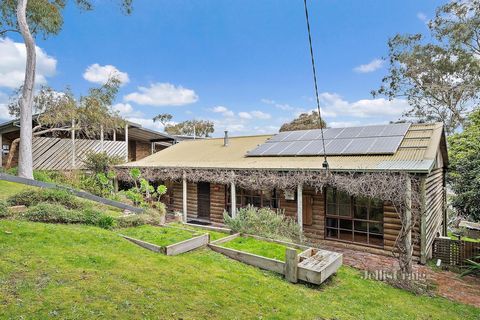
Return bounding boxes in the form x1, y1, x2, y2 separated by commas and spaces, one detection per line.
424, 158, 445, 259
279, 188, 325, 243
210, 184, 226, 224
169, 182, 428, 259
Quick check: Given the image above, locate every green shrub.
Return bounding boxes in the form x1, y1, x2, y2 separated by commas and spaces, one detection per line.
223, 205, 302, 242
0, 200, 9, 218
23, 203, 116, 229
7, 188, 84, 210
24, 203, 81, 223
83, 152, 124, 174
96, 215, 117, 229
115, 209, 163, 228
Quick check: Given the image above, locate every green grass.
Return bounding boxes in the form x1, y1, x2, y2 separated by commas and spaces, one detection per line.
0, 221, 477, 319
448, 231, 480, 243
168, 222, 230, 241
220, 236, 302, 261
0, 180, 32, 200
118, 225, 199, 247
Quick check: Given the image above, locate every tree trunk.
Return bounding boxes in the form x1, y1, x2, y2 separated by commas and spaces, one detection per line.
5, 138, 20, 169
16, 0, 35, 179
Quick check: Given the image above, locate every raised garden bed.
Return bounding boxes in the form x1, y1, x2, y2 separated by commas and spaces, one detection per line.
220, 236, 303, 261
118, 225, 210, 256
209, 234, 342, 285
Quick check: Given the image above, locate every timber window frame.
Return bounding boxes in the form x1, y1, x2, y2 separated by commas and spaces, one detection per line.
325, 187, 384, 248
225, 186, 279, 214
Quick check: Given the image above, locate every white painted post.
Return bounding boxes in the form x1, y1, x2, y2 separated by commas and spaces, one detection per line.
405, 175, 412, 272
151, 142, 155, 155
100, 125, 104, 152
113, 129, 116, 142
71, 119, 76, 168
182, 171, 187, 222
297, 184, 303, 231
124, 124, 129, 162
230, 181, 236, 218
0, 133, 3, 168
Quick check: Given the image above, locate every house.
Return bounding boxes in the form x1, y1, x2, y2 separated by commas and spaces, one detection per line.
457, 220, 480, 239
0, 117, 177, 170
116, 122, 448, 264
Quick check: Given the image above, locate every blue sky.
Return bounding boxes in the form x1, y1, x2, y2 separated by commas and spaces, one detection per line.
0, 0, 445, 136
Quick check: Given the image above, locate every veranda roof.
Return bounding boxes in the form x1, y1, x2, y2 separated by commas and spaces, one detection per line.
118, 122, 447, 174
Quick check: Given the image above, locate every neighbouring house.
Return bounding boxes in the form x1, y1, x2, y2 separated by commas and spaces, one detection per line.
116, 122, 448, 264
457, 220, 480, 239
0, 117, 178, 170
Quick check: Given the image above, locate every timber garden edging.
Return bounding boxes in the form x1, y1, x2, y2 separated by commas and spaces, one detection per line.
209, 233, 343, 285
120, 222, 342, 285
120, 232, 210, 256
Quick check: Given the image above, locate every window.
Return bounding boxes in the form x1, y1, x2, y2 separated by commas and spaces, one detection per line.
225, 187, 279, 214
2, 144, 9, 155
325, 188, 384, 247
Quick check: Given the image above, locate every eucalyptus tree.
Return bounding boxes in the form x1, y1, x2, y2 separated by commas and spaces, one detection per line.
373, 0, 480, 135
279, 111, 327, 132
0, 0, 132, 178
165, 120, 215, 138
152, 113, 173, 128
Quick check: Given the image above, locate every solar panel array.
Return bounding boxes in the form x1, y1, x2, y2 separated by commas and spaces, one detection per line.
247, 123, 411, 157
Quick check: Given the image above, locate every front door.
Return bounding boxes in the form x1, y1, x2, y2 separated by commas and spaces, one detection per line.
197, 182, 211, 219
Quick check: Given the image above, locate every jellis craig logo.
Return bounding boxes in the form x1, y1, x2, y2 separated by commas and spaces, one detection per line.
363, 270, 428, 281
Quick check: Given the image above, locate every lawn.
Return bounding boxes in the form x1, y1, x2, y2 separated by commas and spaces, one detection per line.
220, 236, 302, 261
118, 225, 199, 247
169, 222, 230, 241
0, 180, 31, 200
0, 220, 478, 319
448, 231, 480, 243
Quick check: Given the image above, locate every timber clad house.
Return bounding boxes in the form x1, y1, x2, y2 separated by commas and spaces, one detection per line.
0, 118, 179, 170
118, 122, 448, 264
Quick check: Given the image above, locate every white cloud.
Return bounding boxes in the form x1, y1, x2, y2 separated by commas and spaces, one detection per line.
261, 98, 297, 111
83, 63, 129, 85
238, 112, 252, 119
250, 110, 271, 119
124, 82, 198, 106
0, 38, 57, 89
318, 92, 409, 119
417, 12, 428, 23
0, 91, 13, 122
127, 117, 164, 131
112, 103, 144, 117
211, 105, 234, 117
353, 58, 384, 73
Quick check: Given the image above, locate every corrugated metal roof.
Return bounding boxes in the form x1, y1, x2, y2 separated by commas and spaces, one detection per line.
119, 122, 446, 173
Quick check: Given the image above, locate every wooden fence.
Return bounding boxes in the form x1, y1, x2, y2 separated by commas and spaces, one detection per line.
432, 237, 480, 266
33, 137, 125, 170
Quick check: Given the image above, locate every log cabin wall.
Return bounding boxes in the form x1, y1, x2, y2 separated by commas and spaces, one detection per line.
279, 188, 325, 243
210, 184, 226, 224
171, 181, 198, 219
424, 150, 445, 259
169, 181, 422, 259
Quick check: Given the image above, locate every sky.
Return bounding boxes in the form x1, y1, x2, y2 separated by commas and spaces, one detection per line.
0, 0, 446, 137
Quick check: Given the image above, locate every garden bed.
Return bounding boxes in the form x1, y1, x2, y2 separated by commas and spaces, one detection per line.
209, 234, 342, 285
118, 225, 210, 255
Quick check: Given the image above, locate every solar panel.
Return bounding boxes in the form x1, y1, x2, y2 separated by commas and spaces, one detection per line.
279, 140, 313, 155
342, 137, 377, 155
247, 123, 411, 157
